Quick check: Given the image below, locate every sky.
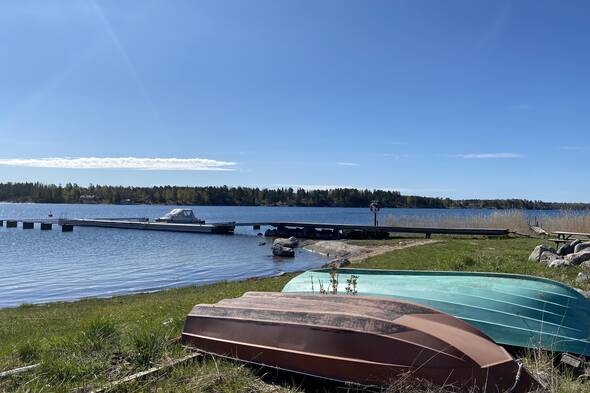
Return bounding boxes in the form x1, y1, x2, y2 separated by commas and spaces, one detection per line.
0, 1, 589, 202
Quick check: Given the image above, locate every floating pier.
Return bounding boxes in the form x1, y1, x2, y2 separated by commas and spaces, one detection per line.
2, 217, 509, 240
236, 221, 510, 239
58, 219, 235, 234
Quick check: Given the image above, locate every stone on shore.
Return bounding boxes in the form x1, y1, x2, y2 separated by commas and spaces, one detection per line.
576, 271, 590, 284
273, 237, 299, 249
549, 259, 571, 268
539, 251, 560, 266
272, 244, 295, 257
557, 242, 575, 256
565, 250, 590, 266
574, 242, 590, 254
529, 245, 555, 262
323, 257, 351, 269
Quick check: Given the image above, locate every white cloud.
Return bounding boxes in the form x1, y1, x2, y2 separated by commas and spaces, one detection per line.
336, 162, 359, 166
0, 157, 236, 171
560, 146, 584, 151
451, 153, 523, 159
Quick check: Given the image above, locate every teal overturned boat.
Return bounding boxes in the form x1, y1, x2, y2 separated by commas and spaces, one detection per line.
282, 269, 590, 356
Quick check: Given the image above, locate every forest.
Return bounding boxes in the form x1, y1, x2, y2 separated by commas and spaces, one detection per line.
0, 182, 588, 210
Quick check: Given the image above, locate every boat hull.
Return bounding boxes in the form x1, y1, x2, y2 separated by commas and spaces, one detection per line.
182, 292, 536, 392
282, 269, 590, 356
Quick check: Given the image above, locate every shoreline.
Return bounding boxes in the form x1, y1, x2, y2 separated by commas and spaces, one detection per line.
302, 238, 440, 262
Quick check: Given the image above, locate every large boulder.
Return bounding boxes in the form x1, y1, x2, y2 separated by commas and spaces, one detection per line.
549, 259, 571, 268
273, 237, 299, 249
323, 257, 351, 269
574, 242, 590, 254
581, 261, 590, 269
529, 245, 555, 262
272, 244, 295, 257
557, 242, 575, 256
565, 250, 590, 266
539, 251, 560, 266
576, 271, 590, 284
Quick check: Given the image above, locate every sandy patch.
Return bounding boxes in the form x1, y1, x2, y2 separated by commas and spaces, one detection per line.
302, 239, 440, 263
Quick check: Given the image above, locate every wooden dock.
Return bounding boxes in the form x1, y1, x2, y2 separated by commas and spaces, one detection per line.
2, 217, 509, 239
236, 221, 510, 239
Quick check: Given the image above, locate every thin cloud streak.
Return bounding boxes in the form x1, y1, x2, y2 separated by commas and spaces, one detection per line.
452, 153, 524, 159
336, 162, 359, 166
0, 157, 236, 171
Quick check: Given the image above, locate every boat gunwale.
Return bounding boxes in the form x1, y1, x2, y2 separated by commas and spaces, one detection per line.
304, 268, 588, 301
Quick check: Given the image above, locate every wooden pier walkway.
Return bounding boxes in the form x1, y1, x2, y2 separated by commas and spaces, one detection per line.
2, 217, 509, 239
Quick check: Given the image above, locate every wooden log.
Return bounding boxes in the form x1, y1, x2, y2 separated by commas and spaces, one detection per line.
61, 224, 74, 232
90, 352, 200, 392
40, 223, 52, 230
6, 221, 17, 228
0, 364, 39, 378
22, 222, 34, 229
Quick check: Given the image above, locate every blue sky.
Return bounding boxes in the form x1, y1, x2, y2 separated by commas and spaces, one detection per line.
1, 1, 589, 202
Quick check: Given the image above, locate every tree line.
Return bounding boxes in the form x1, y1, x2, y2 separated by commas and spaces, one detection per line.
0, 182, 588, 210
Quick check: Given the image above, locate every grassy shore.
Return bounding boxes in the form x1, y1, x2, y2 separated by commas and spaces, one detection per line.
1, 236, 589, 392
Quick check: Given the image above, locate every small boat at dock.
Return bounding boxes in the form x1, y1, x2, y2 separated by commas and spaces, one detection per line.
282, 269, 590, 357
182, 292, 537, 391
156, 208, 205, 223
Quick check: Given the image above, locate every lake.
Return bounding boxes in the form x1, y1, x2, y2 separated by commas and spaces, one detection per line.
0, 203, 569, 308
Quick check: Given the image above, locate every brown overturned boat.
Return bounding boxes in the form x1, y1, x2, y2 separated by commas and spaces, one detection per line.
182, 292, 537, 392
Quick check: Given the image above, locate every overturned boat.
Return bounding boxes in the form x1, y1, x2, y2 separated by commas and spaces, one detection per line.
282, 269, 590, 356
182, 292, 536, 391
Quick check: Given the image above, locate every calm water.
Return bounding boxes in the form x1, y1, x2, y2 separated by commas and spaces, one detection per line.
0, 204, 571, 308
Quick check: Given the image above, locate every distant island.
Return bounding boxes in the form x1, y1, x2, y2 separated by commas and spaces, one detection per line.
1, 182, 589, 210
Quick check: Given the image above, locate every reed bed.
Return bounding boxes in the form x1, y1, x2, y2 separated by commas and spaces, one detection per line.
384, 210, 590, 234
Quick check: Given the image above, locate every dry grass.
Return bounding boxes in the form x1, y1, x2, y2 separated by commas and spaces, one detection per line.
384, 210, 590, 234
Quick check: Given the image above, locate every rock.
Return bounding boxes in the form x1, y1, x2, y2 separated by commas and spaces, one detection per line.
575, 288, 590, 299
571, 239, 582, 247
272, 244, 295, 257
273, 236, 299, 249
557, 242, 575, 256
574, 242, 590, 254
549, 259, 571, 268
323, 257, 351, 269
529, 245, 555, 262
565, 250, 590, 265
539, 251, 560, 266
258, 241, 266, 246
576, 271, 590, 284
581, 261, 590, 269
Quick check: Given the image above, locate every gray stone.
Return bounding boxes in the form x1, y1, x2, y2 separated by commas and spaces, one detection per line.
565, 250, 590, 265
272, 244, 295, 257
576, 271, 590, 284
549, 259, 571, 268
581, 261, 590, 269
323, 257, 351, 269
273, 236, 299, 249
571, 239, 582, 248
575, 288, 590, 299
557, 242, 575, 256
529, 245, 556, 262
574, 242, 590, 254
539, 251, 560, 266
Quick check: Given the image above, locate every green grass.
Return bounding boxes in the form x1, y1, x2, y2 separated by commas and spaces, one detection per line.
1, 237, 589, 392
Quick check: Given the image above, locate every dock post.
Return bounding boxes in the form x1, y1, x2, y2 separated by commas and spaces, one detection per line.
0, 220, 3, 227
40, 223, 52, 230
253, 224, 261, 230
22, 222, 34, 229
6, 220, 17, 228
61, 224, 74, 232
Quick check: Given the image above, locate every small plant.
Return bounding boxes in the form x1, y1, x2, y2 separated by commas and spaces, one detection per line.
328, 269, 339, 294
15, 339, 40, 363
82, 316, 119, 352
131, 324, 170, 368
345, 275, 359, 295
